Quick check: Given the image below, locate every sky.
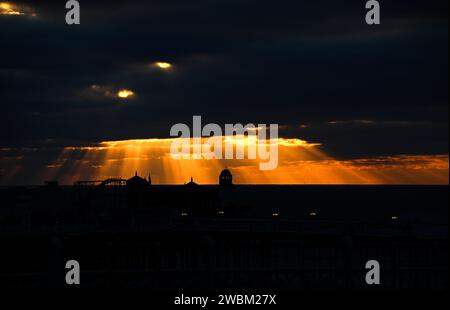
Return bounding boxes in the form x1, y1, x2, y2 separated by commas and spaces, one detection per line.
0, 0, 448, 185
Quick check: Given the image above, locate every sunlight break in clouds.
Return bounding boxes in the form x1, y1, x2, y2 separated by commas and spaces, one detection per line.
31, 137, 449, 186
0, 2, 36, 16
152, 62, 173, 71
87, 85, 136, 100
117, 89, 135, 99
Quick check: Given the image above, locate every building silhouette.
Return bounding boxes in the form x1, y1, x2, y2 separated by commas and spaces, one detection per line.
0, 169, 448, 290
219, 169, 233, 186
126, 171, 151, 188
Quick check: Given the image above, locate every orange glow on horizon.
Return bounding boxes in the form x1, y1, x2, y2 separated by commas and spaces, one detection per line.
36, 137, 450, 186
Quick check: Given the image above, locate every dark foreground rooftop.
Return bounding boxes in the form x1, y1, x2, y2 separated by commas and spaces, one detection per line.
0, 184, 448, 289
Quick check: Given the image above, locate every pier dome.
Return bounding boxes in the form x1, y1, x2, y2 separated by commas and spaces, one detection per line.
219, 169, 233, 186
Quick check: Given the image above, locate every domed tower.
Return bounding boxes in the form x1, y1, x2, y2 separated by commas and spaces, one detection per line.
126, 171, 151, 189
219, 169, 233, 186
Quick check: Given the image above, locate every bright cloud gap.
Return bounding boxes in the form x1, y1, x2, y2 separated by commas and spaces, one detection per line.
0, 2, 36, 16
153, 62, 173, 70
88, 85, 135, 100
31, 138, 449, 186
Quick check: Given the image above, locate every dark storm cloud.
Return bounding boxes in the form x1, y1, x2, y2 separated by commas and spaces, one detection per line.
0, 0, 448, 160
